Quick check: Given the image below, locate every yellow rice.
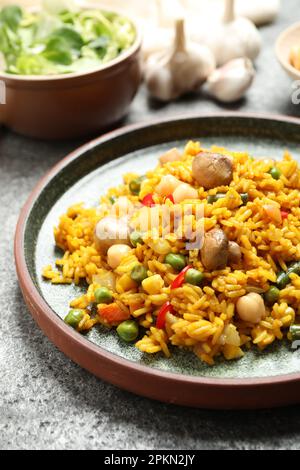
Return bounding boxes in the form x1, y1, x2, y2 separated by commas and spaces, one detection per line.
43, 141, 300, 365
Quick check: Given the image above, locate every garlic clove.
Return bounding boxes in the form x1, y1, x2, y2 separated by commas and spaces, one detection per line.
235, 0, 280, 26
144, 18, 215, 102
206, 57, 255, 103
212, 17, 262, 66
146, 65, 175, 102
231, 18, 262, 62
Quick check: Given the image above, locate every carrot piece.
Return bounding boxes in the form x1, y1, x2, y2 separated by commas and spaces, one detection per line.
98, 303, 130, 324
129, 302, 144, 315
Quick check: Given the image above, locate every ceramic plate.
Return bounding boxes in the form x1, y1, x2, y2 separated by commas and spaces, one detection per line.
15, 113, 300, 409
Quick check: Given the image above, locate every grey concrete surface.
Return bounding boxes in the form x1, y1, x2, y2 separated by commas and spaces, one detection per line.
1, 0, 300, 450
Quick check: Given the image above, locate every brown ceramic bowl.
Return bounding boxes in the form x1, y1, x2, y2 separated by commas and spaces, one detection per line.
0, 5, 142, 140
276, 21, 300, 80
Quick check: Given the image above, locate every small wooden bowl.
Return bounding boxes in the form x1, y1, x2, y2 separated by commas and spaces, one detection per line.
276, 21, 300, 80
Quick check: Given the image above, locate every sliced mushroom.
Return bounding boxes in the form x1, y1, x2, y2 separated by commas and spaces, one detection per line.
228, 241, 242, 265
192, 151, 233, 189
95, 216, 130, 254
200, 228, 229, 271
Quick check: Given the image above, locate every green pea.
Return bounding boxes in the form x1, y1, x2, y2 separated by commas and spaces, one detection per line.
269, 167, 282, 180
240, 193, 249, 205
130, 264, 148, 284
94, 287, 113, 304
129, 176, 146, 195
207, 193, 226, 204
117, 320, 139, 342
165, 253, 187, 272
130, 231, 144, 247
289, 325, 300, 341
185, 269, 204, 286
64, 309, 85, 329
264, 286, 280, 306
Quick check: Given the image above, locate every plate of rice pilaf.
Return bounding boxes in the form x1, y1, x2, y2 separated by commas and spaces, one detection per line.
15, 114, 300, 408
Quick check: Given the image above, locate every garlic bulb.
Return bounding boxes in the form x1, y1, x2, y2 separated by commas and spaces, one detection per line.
184, 0, 280, 26
142, 27, 172, 62
206, 57, 255, 103
144, 19, 215, 102
235, 0, 280, 26
191, 0, 261, 66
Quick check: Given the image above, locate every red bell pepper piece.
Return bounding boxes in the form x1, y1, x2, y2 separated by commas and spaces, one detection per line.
142, 193, 155, 207
281, 210, 289, 220
164, 194, 175, 204
171, 265, 192, 289
156, 301, 174, 329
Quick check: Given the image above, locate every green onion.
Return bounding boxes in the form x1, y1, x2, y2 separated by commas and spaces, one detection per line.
240, 193, 249, 205
277, 262, 300, 289
207, 193, 226, 204
129, 176, 146, 195
109, 195, 117, 205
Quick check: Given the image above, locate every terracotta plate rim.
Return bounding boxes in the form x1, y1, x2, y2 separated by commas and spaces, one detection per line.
14, 112, 300, 408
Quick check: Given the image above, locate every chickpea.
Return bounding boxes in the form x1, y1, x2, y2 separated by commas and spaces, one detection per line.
156, 175, 181, 197
173, 183, 199, 203
107, 244, 131, 269
236, 293, 265, 324
159, 148, 181, 165
192, 152, 233, 189
95, 216, 130, 254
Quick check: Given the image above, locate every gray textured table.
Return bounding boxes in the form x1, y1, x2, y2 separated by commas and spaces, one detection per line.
2, 0, 300, 451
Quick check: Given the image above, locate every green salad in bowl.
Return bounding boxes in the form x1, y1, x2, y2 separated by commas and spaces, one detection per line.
0, 0, 136, 76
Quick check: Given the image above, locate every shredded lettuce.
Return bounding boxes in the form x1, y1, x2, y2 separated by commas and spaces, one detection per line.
0, 2, 136, 75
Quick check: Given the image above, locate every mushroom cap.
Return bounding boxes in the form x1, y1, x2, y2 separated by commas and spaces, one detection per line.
192, 151, 233, 189
228, 241, 242, 265
201, 228, 229, 271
